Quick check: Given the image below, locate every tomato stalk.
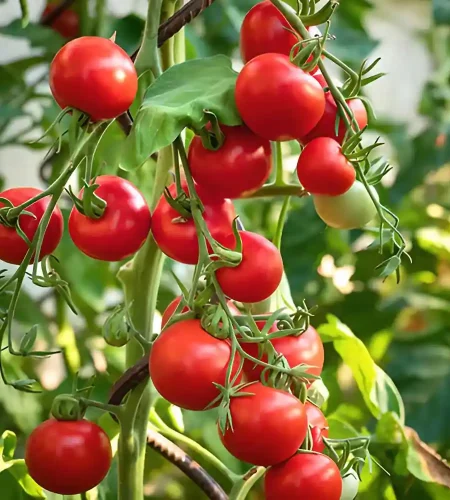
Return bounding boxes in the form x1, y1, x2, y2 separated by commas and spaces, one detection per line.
229, 467, 266, 500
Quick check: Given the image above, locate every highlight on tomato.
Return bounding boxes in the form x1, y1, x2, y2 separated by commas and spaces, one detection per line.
0, 187, 63, 265
297, 137, 356, 196
215, 231, 284, 303
188, 124, 272, 199
25, 419, 112, 495
49, 37, 138, 121
149, 319, 242, 410
68, 176, 151, 262
42, 4, 79, 39
219, 382, 308, 466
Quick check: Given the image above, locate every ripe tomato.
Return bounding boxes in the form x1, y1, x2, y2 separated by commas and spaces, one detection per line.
50, 37, 138, 121
297, 137, 355, 196
149, 319, 242, 410
301, 91, 368, 145
188, 125, 272, 199
240, 1, 321, 71
0, 187, 63, 265
313, 180, 378, 229
265, 453, 343, 500
236, 53, 325, 141
152, 183, 235, 265
216, 231, 283, 303
219, 382, 307, 466
69, 176, 151, 261
25, 419, 112, 495
42, 5, 79, 38
242, 325, 324, 382
305, 402, 329, 452
161, 296, 240, 328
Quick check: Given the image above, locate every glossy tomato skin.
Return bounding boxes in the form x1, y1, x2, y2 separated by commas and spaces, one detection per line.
305, 402, 329, 452
188, 125, 272, 199
265, 453, 342, 500
297, 137, 355, 196
149, 319, 242, 410
69, 176, 151, 261
242, 325, 324, 382
25, 419, 112, 495
42, 5, 79, 38
240, 1, 321, 70
236, 53, 325, 142
152, 183, 236, 265
313, 181, 378, 229
0, 188, 63, 265
219, 383, 308, 466
50, 37, 138, 121
216, 231, 283, 303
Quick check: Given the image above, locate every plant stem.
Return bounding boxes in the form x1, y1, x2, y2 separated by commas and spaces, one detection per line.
229, 467, 266, 500
94, 0, 107, 37
160, 1, 177, 70
243, 183, 307, 198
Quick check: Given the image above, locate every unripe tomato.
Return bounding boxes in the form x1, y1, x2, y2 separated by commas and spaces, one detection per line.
25, 419, 112, 495
305, 402, 329, 452
216, 231, 284, 303
188, 125, 272, 199
42, 5, 79, 39
50, 37, 138, 121
152, 183, 236, 265
242, 325, 324, 382
341, 469, 360, 500
149, 319, 242, 410
313, 181, 378, 229
219, 383, 308, 466
235, 53, 325, 142
0, 187, 63, 265
297, 137, 356, 196
265, 453, 343, 500
69, 176, 151, 261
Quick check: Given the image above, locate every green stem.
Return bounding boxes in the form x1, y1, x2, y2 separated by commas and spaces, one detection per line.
229, 467, 266, 500
160, 2, 177, 70
79, 0, 91, 36
94, 0, 107, 37
273, 196, 291, 250
273, 142, 284, 185
244, 183, 307, 198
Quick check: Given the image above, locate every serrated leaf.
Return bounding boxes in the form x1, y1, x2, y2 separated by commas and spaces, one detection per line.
119, 55, 242, 170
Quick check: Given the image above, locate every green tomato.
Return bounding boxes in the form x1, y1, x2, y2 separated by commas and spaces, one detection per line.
340, 469, 360, 500
313, 180, 378, 229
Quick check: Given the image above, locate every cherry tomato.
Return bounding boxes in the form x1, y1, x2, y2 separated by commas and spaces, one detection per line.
219, 382, 307, 466
240, 1, 321, 72
313, 181, 378, 229
236, 53, 325, 141
50, 37, 138, 121
0, 187, 63, 265
152, 183, 236, 265
25, 419, 112, 495
305, 402, 329, 452
300, 74, 368, 144
42, 5, 79, 38
297, 137, 356, 196
149, 319, 242, 410
69, 176, 151, 261
216, 231, 283, 303
188, 125, 272, 199
242, 325, 324, 382
265, 453, 343, 500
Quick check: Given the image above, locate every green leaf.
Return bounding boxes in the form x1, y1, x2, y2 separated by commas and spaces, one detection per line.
433, 0, 450, 24
318, 315, 405, 422
119, 55, 241, 170
0, 20, 63, 55
109, 14, 145, 54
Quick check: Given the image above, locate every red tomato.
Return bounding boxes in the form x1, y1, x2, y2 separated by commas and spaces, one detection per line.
25, 419, 112, 495
149, 319, 242, 410
236, 53, 325, 141
216, 231, 283, 303
305, 402, 329, 452
161, 296, 240, 328
68, 176, 151, 261
188, 125, 272, 199
265, 453, 343, 500
242, 325, 324, 381
219, 382, 307, 466
50, 37, 138, 121
0, 187, 63, 265
300, 74, 368, 144
152, 183, 236, 265
240, 1, 321, 65
42, 5, 79, 38
297, 137, 355, 196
